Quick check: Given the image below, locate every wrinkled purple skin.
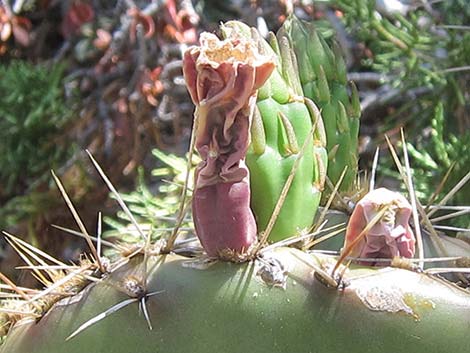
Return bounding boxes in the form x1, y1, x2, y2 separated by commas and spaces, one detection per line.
344, 187, 416, 266
183, 32, 274, 258
192, 180, 258, 256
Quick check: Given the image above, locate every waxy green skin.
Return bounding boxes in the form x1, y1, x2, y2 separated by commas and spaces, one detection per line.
224, 21, 328, 242
249, 88, 325, 242
283, 16, 361, 195
2, 247, 470, 353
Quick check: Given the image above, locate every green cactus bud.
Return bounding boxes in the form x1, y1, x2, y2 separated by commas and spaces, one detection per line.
223, 21, 327, 242
333, 42, 348, 86
283, 15, 361, 197
337, 101, 349, 134
251, 106, 267, 156
317, 65, 331, 104
278, 111, 300, 156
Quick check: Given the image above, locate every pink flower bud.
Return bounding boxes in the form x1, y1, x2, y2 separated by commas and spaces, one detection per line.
344, 188, 415, 266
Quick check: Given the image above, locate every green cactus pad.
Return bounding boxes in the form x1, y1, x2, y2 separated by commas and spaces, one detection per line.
2, 248, 470, 353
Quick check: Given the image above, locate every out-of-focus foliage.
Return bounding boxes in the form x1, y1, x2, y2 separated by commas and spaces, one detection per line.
0, 0, 200, 271
334, 0, 469, 227
0, 61, 73, 198
335, 0, 468, 128
104, 149, 195, 247
405, 104, 470, 224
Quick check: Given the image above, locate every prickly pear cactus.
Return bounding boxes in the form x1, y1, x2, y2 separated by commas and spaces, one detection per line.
2, 18, 470, 353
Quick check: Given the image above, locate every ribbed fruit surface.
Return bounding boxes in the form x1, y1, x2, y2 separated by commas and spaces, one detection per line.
282, 15, 361, 195
223, 21, 328, 242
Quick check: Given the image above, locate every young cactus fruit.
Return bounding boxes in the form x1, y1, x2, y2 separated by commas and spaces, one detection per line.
222, 21, 328, 243
342, 188, 416, 266
281, 16, 361, 196
183, 28, 274, 260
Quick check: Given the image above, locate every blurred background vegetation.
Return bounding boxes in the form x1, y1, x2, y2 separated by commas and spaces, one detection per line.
0, 0, 468, 285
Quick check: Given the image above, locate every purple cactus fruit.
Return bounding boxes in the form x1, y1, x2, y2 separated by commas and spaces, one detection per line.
183, 29, 274, 260
344, 187, 416, 266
